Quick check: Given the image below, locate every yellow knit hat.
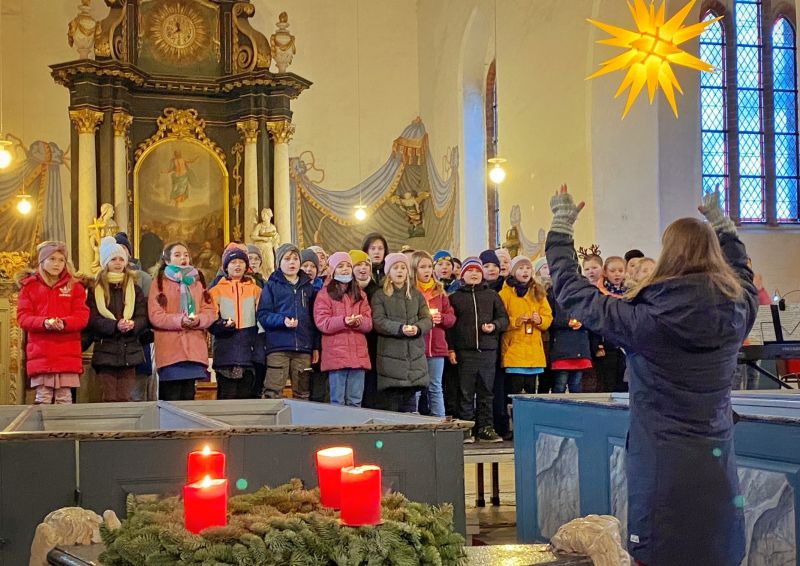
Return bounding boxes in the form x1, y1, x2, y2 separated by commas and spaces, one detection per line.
349, 249, 369, 265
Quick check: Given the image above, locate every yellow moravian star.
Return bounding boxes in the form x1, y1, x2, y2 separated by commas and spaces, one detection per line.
588, 0, 721, 118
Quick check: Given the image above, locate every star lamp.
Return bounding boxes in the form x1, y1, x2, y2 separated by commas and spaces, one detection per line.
587, 0, 721, 118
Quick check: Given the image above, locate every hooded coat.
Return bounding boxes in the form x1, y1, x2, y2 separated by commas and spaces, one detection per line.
370, 285, 433, 391
17, 271, 90, 377
256, 270, 318, 355
545, 229, 757, 566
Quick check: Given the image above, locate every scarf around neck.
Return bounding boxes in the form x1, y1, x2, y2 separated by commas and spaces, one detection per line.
95, 272, 135, 321
604, 279, 628, 297
509, 276, 531, 297
417, 278, 436, 293
165, 264, 199, 315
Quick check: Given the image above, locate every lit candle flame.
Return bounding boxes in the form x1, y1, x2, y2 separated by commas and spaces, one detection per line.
202, 445, 211, 455
201, 475, 212, 488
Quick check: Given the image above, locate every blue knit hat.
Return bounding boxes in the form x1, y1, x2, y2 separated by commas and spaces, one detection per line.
433, 250, 453, 264
459, 256, 483, 279
223, 248, 250, 272
479, 249, 500, 267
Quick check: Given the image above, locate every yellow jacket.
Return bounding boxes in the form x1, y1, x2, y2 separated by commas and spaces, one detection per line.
499, 282, 553, 368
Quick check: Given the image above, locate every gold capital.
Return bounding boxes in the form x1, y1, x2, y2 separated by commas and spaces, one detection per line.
266, 120, 295, 144
237, 119, 260, 144
112, 112, 133, 137
69, 108, 104, 134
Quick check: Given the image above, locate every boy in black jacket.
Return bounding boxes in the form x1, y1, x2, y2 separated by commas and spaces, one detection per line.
447, 257, 509, 443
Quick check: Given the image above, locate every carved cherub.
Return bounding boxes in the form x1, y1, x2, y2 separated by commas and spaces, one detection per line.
390, 191, 430, 237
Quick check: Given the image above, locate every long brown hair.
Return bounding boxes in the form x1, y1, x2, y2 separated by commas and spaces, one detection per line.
94, 267, 137, 306
410, 251, 444, 295
155, 241, 212, 308
626, 218, 743, 301
326, 274, 364, 303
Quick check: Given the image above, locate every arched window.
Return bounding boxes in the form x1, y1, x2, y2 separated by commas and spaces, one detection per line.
699, 1, 800, 224
700, 12, 728, 210
735, 0, 765, 222
773, 17, 799, 222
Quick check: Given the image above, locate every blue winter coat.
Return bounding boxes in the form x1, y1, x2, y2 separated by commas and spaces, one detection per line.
545, 287, 591, 362
256, 270, 318, 355
546, 229, 757, 566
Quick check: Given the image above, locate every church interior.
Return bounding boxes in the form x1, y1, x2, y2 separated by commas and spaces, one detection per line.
0, 0, 799, 564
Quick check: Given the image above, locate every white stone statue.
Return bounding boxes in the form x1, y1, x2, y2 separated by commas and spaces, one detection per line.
67, 0, 98, 60
29, 507, 120, 566
250, 208, 280, 276
89, 203, 119, 274
270, 12, 296, 73
550, 515, 631, 566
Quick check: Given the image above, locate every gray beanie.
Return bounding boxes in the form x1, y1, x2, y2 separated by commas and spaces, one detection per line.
300, 248, 320, 271
276, 243, 301, 267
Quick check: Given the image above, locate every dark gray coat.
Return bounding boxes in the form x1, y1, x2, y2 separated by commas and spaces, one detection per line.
371, 286, 433, 392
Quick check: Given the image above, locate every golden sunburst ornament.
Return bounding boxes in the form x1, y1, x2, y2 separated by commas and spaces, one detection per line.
587, 0, 721, 118
150, 2, 207, 63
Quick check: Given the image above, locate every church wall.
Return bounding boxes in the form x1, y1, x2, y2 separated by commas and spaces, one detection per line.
248, 0, 420, 190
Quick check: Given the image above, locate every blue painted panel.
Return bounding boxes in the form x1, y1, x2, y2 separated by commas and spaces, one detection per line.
514, 395, 800, 565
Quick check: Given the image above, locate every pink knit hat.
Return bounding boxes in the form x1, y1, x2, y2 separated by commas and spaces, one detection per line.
37, 241, 68, 264
509, 255, 532, 277
383, 252, 408, 275
327, 251, 352, 273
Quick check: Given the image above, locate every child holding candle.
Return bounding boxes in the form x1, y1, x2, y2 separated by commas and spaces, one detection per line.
17, 241, 89, 404
314, 252, 373, 407
447, 257, 509, 442
371, 253, 433, 412
208, 248, 262, 399
499, 256, 553, 395
149, 242, 216, 401
412, 251, 456, 417
257, 244, 319, 400
87, 237, 149, 402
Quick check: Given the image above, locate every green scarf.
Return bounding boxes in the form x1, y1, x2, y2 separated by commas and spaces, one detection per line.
164, 264, 198, 315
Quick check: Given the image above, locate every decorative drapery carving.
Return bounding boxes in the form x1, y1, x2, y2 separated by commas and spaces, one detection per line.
236, 119, 259, 144
266, 120, 295, 145
134, 108, 225, 164
232, 2, 272, 73
231, 142, 244, 242
69, 109, 104, 135
0, 252, 29, 405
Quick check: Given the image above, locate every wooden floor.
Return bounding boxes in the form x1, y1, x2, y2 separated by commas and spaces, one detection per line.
463, 442, 518, 545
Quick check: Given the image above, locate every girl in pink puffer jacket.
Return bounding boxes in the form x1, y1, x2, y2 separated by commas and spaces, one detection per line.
313, 252, 373, 407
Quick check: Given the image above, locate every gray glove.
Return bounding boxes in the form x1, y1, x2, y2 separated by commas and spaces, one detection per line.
699, 190, 736, 235
550, 188, 584, 237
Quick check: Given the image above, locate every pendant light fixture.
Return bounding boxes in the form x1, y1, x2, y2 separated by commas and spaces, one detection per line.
487, 0, 505, 185
353, 0, 367, 222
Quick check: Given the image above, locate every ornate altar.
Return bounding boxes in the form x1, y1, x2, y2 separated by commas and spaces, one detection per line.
0, 252, 30, 405
53, 0, 310, 272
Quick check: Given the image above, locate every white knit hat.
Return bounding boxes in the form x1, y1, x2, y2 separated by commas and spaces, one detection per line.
99, 236, 129, 269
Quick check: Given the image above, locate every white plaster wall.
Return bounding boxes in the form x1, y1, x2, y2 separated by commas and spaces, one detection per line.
250, 0, 419, 189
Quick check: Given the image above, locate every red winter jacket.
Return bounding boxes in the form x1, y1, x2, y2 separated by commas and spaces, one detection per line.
418, 288, 456, 358
17, 271, 90, 377
313, 285, 373, 372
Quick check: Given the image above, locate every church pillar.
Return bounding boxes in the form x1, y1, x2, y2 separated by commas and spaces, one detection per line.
237, 119, 260, 234
112, 112, 133, 234
69, 109, 104, 272
266, 120, 295, 243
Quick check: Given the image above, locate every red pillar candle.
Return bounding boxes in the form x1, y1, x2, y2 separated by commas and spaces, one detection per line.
315, 446, 355, 508
183, 476, 228, 534
340, 465, 382, 526
187, 445, 226, 484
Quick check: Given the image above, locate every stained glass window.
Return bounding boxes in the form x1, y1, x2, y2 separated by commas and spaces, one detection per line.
773, 18, 799, 222
735, 0, 765, 222
700, 13, 728, 211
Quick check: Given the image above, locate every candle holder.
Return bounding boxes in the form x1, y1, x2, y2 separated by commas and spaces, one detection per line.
340, 465, 382, 526
315, 447, 354, 509
524, 321, 534, 335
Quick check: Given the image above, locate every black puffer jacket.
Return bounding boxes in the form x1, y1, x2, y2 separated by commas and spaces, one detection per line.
447, 283, 509, 352
87, 282, 148, 369
371, 286, 433, 391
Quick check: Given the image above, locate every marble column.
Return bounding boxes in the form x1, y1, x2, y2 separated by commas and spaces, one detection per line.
112, 112, 133, 234
69, 109, 104, 272
266, 120, 295, 243
236, 119, 260, 234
